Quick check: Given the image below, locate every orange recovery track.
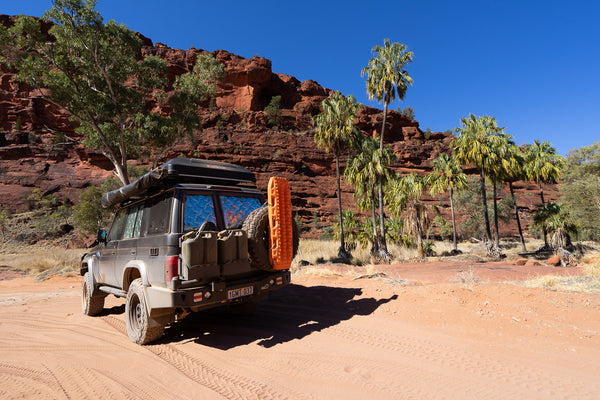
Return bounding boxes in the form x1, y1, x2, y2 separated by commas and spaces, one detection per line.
267, 177, 294, 270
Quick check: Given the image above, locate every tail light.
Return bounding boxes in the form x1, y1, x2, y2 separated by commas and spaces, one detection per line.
166, 255, 179, 282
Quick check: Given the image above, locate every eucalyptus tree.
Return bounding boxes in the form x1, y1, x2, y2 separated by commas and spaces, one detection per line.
524, 140, 564, 246
313, 91, 361, 258
0, 0, 222, 185
386, 173, 429, 258
361, 39, 413, 255
428, 153, 468, 250
344, 136, 396, 254
453, 114, 504, 242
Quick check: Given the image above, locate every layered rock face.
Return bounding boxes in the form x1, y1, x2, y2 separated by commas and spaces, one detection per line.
0, 14, 551, 237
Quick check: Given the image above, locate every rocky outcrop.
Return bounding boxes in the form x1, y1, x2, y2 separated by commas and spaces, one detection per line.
0, 14, 554, 238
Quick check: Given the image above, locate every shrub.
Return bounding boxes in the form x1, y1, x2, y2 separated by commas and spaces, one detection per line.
398, 106, 415, 120
264, 95, 282, 126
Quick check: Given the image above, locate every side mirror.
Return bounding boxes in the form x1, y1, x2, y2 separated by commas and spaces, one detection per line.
97, 229, 107, 244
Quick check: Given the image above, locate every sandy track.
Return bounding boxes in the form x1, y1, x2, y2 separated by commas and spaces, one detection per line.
1, 270, 599, 399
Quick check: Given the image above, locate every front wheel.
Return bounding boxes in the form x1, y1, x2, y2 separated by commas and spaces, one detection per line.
81, 271, 104, 316
125, 279, 165, 345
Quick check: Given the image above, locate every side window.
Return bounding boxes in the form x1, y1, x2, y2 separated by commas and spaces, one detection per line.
146, 195, 172, 235
183, 194, 217, 231
123, 205, 143, 239
107, 209, 127, 242
221, 195, 262, 229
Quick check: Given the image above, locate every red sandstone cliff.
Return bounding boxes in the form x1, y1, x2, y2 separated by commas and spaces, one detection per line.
0, 14, 553, 237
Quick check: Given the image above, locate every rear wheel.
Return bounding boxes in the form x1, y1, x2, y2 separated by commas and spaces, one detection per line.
125, 279, 165, 345
81, 271, 104, 316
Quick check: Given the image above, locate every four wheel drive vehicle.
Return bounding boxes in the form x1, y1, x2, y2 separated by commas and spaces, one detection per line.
80, 158, 298, 345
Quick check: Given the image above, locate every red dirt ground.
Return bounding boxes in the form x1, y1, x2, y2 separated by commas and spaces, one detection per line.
1, 261, 598, 399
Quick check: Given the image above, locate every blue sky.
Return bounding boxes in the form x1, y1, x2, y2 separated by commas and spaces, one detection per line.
3, 0, 599, 155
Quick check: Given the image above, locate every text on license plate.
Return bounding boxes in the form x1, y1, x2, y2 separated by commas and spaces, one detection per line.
227, 286, 253, 300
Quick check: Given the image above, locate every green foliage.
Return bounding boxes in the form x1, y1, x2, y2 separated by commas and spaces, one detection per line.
26, 189, 59, 210
312, 92, 361, 156
73, 186, 105, 235
524, 140, 564, 186
532, 202, 577, 248
320, 226, 334, 240
433, 215, 453, 240
560, 141, 600, 240
454, 176, 513, 239
398, 106, 415, 119
14, 118, 22, 132
424, 127, 432, 140
362, 39, 413, 106
0, 1, 223, 183
0, 209, 10, 239
422, 240, 436, 256
294, 214, 308, 233
264, 95, 283, 126
332, 210, 360, 250
52, 132, 65, 145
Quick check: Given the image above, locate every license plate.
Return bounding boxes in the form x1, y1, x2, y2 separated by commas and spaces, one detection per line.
227, 286, 253, 300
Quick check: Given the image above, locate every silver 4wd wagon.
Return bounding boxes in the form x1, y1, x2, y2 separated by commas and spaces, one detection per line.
80, 158, 297, 344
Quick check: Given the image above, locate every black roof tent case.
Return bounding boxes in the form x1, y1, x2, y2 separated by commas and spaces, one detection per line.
101, 158, 256, 208
162, 158, 255, 184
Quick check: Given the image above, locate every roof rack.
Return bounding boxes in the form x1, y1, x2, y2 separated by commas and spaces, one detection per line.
101, 158, 256, 208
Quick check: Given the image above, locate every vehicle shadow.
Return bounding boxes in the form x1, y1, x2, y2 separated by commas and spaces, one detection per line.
160, 283, 397, 349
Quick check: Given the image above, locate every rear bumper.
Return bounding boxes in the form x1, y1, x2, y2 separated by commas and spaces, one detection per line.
144, 270, 290, 312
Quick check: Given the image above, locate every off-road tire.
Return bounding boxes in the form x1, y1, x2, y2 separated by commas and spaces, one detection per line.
125, 279, 165, 345
243, 205, 299, 270
81, 271, 104, 316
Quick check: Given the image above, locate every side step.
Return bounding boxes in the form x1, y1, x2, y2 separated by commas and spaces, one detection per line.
98, 286, 127, 298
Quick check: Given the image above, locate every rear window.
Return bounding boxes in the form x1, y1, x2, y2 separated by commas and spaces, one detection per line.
221, 195, 262, 229
183, 194, 217, 231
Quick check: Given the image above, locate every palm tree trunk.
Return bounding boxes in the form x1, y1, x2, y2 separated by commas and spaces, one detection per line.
480, 169, 492, 241
493, 174, 500, 247
416, 206, 424, 258
509, 182, 526, 252
335, 156, 348, 257
377, 100, 389, 256
378, 174, 388, 255
539, 183, 548, 246
370, 185, 379, 254
449, 188, 458, 251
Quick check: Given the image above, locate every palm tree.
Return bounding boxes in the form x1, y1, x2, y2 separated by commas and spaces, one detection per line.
387, 173, 429, 258
428, 153, 468, 250
313, 91, 360, 258
345, 136, 395, 254
524, 140, 564, 247
453, 114, 504, 242
533, 202, 576, 251
497, 144, 528, 252
486, 133, 517, 247
361, 39, 413, 257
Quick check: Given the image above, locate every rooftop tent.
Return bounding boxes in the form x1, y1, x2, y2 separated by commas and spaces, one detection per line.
101, 158, 256, 208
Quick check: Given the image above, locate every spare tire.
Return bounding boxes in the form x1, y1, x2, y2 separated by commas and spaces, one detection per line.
243, 205, 299, 270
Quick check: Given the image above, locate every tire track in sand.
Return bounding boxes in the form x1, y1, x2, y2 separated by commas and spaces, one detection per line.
146, 343, 312, 400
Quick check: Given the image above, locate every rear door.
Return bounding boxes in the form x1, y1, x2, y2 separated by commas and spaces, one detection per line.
113, 205, 144, 287
96, 209, 127, 285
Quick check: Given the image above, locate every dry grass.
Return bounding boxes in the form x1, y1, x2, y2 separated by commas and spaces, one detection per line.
521, 275, 600, 295
290, 239, 420, 272
520, 249, 600, 294
0, 248, 81, 280
455, 267, 480, 284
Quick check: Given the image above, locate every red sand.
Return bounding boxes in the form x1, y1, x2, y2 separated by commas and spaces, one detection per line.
1, 261, 599, 399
